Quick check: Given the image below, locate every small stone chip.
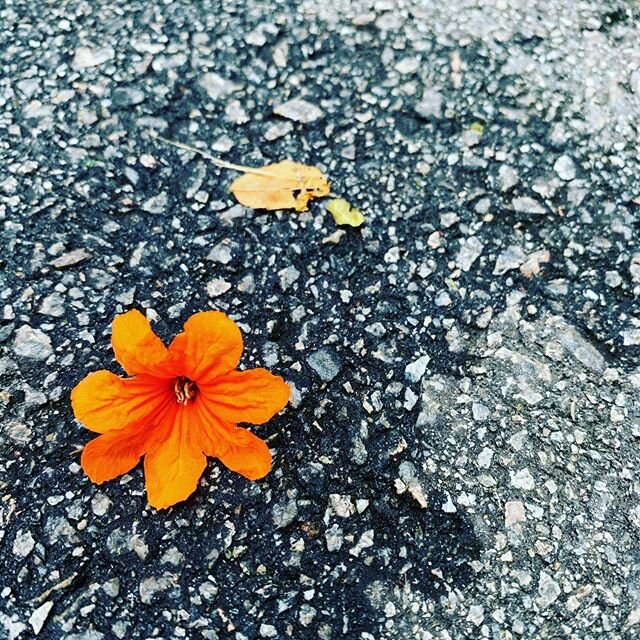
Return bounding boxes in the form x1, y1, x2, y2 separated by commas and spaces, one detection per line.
307, 349, 341, 382
493, 246, 526, 275
206, 241, 234, 264
519, 249, 550, 278
504, 501, 526, 526
404, 354, 431, 383
91, 493, 112, 517
29, 601, 53, 635
112, 87, 145, 107
39, 293, 65, 317
272, 499, 298, 528
13, 326, 52, 360
299, 604, 317, 627
325, 524, 344, 551
558, 324, 605, 372
477, 447, 494, 469
198, 581, 218, 600
349, 529, 374, 557
621, 329, 640, 346
395, 57, 420, 74
512, 196, 546, 215
398, 462, 428, 508
278, 265, 300, 291
498, 164, 520, 191
415, 88, 444, 119
510, 468, 535, 490
329, 494, 355, 518
466, 604, 485, 626
139, 574, 176, 604
260, 624, 278, 638
13, 530, 36, 557
537, 572, 561, 609
264, 121, 293, 141
206, 278, 231, 298
404, 387, 418, 410
141, 192, 168, 214
199, 72, 241, 99
472, 402, 490, 421
554, 155, 576, 181
50, 248, 91, 268
274, 98, 323, 123
456, 237, 484, 271
72, 46, 114, 69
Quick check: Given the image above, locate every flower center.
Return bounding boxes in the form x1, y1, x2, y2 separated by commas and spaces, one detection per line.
174, 377, 198, 405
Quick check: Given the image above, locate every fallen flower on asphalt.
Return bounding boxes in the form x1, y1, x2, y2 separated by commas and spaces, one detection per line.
148, 131, 330, 212
71, 309, 290, 509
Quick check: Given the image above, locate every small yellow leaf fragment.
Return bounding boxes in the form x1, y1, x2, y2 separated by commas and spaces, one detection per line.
229, 161, 330, 212
326, 198, 365, 227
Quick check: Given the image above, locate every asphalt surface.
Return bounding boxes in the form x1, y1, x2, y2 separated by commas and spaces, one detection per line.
1, 1, 640, 639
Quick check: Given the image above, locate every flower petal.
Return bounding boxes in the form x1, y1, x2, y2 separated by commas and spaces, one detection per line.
168, 311, 243, 384
144, 405, 207, 509
195, 399, 273, 480
71, 370, 173, 433
112, 309, 172, 377
81, 423, 152, 483
215, 427, 272, 480
199, 369, 289, 425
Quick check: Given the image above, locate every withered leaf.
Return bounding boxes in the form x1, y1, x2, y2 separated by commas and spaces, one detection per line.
230, 161, 330, 212
148, 132, 330, 212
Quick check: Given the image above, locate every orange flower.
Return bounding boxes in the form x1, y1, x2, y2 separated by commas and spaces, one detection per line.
71, 310, 290, 509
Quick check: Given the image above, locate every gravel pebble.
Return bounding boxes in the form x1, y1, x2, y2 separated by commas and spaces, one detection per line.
273, 99, 323, 123
554, 155, 577, 181
306, 349, 341, 382
29, 602, 53, 635
13, 326, 52, 360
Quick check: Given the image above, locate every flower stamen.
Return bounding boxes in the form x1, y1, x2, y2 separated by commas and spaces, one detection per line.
174, 377, 198, 405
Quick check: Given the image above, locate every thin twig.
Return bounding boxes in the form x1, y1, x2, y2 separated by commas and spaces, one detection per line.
30, 573, 78, 604
145, 130, 279, 179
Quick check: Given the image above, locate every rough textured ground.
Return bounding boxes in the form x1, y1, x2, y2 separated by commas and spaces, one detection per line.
1, 0, 640, 638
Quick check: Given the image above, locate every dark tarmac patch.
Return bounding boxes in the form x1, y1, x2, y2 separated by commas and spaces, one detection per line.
2, 0, 640, 638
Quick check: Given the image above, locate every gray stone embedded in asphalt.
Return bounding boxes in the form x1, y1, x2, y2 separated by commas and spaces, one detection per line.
306, 349, 341, 382
38, 293, 65, 317
112, 88, 146, 108
512, 196, 547, 214
273, 98, 323, 123
537, 572, 561, 610
141, 192, 168, 214
28, 601, 53, 636
206, 277, 231, 297
13, 326, 52, 360
272, 498, 298, 528
72, 46, 114, 69
555, 322, 606, 372
325, 523, 344, 551
49, 248, 91, 269
12, 530, 35, 557
493, 245, 526, 275
198, 72, 241, 100
414, 88, 444, 119
554, 155, 577, 181
404, 354, 431, 383
497, 164, 520, 192
456, 236, 484, 272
